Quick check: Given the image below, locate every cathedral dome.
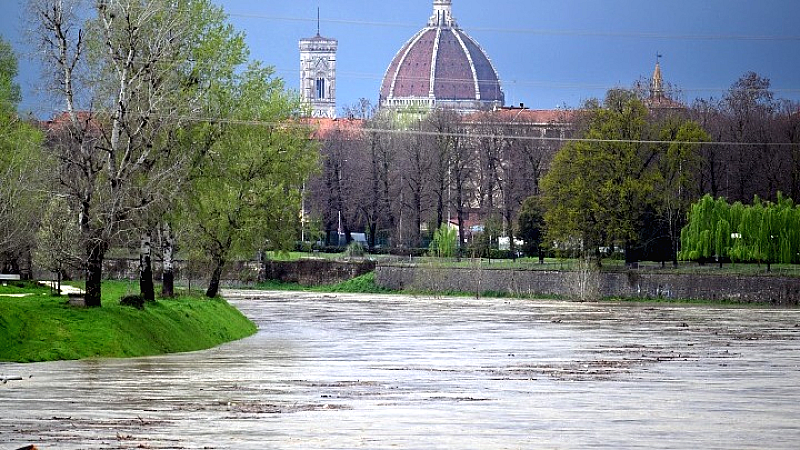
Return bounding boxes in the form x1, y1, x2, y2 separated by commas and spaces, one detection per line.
379, 0, 504, 111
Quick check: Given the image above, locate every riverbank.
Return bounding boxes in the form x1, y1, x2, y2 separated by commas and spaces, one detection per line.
373, 265, 800, 306
0, 281, 256, 363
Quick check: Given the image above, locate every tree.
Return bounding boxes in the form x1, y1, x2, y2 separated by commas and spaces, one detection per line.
542, 90, 654, 266
0, 36, 46, 276
655, 118, 708, 265
181, 64, 318, 298
429, 223, 457, 258
32, 198, 81, 292
0, 36, 21, 111
516, 196, 546, 262
31, 0, 247, 306
398, 121, 429, 248
542, 89, 707, 266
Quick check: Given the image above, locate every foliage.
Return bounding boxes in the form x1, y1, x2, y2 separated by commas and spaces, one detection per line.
0, 281, 256, 362
516, 196, 546, 258
322, 272, 394, 294
345, 241, 365, 257
429, 223, 457, 258
681, 193, 800, 270
0, 35, 21, 113
0, 37, 47, 269
32, 198, 81, 280
180, 64, 318, 297
31, 0, 251, 306
542, 89, 707, 265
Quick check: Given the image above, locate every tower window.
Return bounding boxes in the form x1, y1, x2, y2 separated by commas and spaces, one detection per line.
316, 78, 326, 99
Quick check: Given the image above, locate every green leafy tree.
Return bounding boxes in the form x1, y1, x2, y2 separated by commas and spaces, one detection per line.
429, 223, 457, 258
0, 35, 47, 274
181, 64, 318, 298
0, 36, 21, 113
544, 89, 709, 267
655, 119, 708, 265
516, 195, 546, 262
542, 90, 654, 266
31, 0, 249, 305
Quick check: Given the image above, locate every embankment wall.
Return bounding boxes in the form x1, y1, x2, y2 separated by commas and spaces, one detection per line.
374, 265, 800, 306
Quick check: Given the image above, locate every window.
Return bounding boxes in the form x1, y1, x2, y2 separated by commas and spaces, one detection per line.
316, 78, 326, 99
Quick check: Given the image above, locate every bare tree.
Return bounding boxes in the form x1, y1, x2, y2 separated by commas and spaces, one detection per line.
424, 109, 461, 230
31, 0, 245, 305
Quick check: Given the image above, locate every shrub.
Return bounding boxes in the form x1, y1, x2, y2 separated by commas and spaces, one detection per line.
119, 294, 145, 309
346, 241, 365, 257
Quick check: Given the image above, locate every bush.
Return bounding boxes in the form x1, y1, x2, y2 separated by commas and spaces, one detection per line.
119, 294, 145, 309
346, 241, 365, 257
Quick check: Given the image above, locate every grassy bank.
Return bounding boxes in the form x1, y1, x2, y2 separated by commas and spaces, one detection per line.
253, 271, 394, 294
0, 281, 256, 363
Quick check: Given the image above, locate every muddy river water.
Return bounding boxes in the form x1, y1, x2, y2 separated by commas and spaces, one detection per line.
2, 290, 800, 449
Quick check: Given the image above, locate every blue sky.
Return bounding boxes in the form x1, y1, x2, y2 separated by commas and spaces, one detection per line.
2, 0, 799, 118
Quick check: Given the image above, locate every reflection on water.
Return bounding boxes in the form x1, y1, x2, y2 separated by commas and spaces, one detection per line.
2, 291, 800, 449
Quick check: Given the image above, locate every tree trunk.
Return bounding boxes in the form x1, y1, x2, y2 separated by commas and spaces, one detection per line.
206, 257, 224, 298
160, 223, 175, 298
85, 240, 104, 307
140, 232, 155, 302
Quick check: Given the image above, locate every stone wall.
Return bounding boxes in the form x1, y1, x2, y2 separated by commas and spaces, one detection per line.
374, 265, 800, 306
262, 259, 376, 286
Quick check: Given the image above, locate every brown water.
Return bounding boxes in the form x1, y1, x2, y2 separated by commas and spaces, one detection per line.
2, 290, 800, 449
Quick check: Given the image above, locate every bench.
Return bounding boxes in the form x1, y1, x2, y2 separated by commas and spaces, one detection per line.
0, 274, 21, 281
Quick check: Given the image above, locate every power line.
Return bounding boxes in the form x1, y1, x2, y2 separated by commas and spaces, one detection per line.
40, 110, 795, 148
226, 12, 800, 42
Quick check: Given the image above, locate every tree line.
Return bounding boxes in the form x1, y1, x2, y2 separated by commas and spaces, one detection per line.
307, 73, 799, 266
0, 0, 317, 306
307, 105, 567, 255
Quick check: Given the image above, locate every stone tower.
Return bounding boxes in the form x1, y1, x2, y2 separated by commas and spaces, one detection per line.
299, 15, 337, 118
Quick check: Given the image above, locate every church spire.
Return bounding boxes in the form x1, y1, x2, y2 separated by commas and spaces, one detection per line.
650, 54, 664, 100
429, 0, 457, 27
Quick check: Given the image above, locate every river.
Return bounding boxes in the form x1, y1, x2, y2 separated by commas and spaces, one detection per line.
2, 290, 800, 449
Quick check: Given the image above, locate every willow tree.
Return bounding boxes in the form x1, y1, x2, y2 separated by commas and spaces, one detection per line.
683, 193, 800, 270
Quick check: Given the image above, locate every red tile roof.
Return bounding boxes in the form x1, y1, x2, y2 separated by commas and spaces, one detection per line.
302, 118, 365, 140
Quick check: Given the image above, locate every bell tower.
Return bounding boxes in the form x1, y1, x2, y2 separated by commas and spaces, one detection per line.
300, 10, 337, 118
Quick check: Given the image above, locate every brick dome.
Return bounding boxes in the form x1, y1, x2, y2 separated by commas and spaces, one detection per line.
379, 0, 504, 111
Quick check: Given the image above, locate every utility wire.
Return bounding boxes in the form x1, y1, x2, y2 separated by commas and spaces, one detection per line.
227, 12, 800, 42
50, 112, 790, 149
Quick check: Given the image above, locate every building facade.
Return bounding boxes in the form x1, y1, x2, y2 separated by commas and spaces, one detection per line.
300, 29, 338, 118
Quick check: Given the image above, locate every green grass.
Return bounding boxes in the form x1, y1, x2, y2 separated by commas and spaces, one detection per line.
0, 280, 256, 363
253, 272, 394, 294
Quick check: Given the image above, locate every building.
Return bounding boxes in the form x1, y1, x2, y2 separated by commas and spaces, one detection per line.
379, 0, 504, 112
643, 58, 684, 111
299, 19, 338, 118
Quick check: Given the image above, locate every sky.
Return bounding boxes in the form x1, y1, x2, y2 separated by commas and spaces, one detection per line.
1, 0, 799, 119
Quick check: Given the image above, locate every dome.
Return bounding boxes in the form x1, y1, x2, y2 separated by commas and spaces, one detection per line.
379, 0, 505, 111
